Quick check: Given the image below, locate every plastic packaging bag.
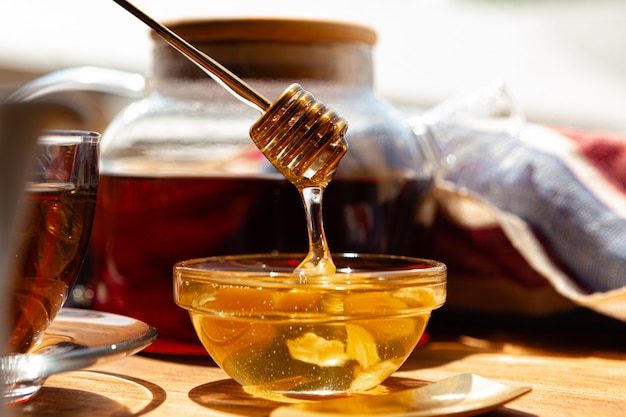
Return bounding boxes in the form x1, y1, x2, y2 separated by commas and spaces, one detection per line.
410, 80, 626, 320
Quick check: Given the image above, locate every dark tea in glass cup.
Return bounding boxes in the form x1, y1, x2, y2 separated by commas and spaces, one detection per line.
4, 130, 100, 356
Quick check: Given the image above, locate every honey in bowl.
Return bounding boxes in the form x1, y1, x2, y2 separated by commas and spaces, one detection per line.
174, 253, 446, 398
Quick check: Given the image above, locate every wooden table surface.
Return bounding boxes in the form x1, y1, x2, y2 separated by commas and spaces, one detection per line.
13, 309, 626, 417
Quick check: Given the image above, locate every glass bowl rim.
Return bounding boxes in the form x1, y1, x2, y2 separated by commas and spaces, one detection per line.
38, 129, 101, 145
174, 252, 447, 288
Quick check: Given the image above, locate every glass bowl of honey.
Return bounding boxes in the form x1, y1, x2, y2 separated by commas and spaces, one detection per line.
174, 253, 446, 399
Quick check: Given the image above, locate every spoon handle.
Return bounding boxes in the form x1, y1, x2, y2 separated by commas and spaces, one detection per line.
112, 0, 271, 113
270, 373, 531, 417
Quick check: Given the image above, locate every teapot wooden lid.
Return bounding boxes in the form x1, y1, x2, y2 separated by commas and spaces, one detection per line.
151, 18, 377, 45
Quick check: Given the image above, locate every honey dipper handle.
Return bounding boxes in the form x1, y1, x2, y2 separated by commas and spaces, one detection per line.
113, 0, 271, 112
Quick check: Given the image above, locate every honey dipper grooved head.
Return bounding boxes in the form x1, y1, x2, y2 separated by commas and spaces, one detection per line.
250, 83, 348, 187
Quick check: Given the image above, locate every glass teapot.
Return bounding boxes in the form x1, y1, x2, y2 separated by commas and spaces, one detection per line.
11, 18, 437, 354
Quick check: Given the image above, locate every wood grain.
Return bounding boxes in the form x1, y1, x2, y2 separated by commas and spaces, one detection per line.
14, 309, 626, 417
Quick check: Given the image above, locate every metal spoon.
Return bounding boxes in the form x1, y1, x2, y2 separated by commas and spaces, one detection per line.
112, 0, 348, 187
270, 373, 531, 417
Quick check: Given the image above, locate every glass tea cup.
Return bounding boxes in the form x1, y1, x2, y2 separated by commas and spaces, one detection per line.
2, 130, 100, 404
174, 253, 446, 400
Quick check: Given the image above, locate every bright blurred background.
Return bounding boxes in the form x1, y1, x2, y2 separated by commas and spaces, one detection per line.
1, 0, 625, 132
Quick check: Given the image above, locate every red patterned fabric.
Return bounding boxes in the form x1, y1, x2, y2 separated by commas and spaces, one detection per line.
429, 122, 626, 320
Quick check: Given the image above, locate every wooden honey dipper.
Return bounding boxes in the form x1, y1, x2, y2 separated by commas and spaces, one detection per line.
113, 0, 348, 188
114, 0, 348, 275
